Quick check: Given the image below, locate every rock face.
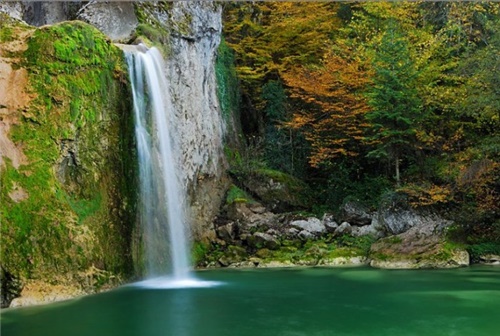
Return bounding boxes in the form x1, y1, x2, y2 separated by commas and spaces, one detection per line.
1, 18, 135, 306
77, 1, 138, 42
369, 221, 469, 269
341, 201, 372, 226
377, 194, 452, 235
2, 2, 229, 244
158, 2, 228, 241
234, 169, 311, 211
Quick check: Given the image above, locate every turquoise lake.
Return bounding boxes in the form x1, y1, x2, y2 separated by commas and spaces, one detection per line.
2, 266, 499, 336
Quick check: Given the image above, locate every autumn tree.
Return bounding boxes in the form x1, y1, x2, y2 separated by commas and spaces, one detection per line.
364, 21, 422, 186
282, 45, 371, 168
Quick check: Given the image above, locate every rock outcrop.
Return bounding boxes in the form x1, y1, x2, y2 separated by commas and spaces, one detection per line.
1, 17, 134, 307
135, 2, 228, 241
369, 221, 469, 269
77, 1, 138, 42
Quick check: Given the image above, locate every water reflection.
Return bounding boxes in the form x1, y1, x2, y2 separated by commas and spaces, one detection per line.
2, 267, 499, 336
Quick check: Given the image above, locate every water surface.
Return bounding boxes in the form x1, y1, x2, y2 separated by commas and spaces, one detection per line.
2, 266, 499, 336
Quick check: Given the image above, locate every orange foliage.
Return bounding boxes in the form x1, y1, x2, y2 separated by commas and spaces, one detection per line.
282, 47, 372, 167
399, 184, 453, 208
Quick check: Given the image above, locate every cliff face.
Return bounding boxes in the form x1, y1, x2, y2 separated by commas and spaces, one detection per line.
1, 15, 136, 307
164, 2, 229, 241
1, 2, 228, 305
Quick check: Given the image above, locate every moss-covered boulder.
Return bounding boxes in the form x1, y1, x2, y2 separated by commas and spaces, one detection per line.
369, 224, 469, 269
233, 168, 312, 212
0, 19, 135, 304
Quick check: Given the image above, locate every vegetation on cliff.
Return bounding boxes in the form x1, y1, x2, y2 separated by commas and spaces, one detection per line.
1, 20, 135, 296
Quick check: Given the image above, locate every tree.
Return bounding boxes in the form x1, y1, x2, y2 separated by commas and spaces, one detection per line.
365, 21, 422, 186
282, 46, 371, 168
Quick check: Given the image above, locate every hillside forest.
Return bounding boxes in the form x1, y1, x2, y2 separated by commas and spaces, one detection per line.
218, 2, 500, 254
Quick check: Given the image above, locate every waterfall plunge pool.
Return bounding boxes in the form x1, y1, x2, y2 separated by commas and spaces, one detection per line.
2, 266, 499, 336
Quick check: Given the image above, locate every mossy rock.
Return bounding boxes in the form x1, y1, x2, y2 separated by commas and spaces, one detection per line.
1, 20, 135, 285
369, 232, 470, 269
219, 245, 248, 266
233, 168, 312, 212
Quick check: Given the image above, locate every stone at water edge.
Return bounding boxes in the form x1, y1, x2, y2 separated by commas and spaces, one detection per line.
369, 221, 469, 269
479, 254, 500, 265
318, 256, 369, 267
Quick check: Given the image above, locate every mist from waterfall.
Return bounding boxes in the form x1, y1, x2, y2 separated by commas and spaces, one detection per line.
123, 45, 190, 280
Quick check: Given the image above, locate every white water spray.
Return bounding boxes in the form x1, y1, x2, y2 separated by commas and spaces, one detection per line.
123, 45, 191, 281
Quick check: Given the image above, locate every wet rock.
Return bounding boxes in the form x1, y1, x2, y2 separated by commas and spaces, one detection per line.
479, 254, 500, 265
318, 256, 369, 267
257, 260, 295, 268
1, 266, 22, 308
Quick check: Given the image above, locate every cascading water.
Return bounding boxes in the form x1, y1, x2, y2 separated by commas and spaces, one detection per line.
122, 44, 192, 282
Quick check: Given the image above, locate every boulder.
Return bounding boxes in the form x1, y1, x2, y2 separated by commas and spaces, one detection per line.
226, 202, 275, 229
341, 201, 372, 226
298, 230, 315, 240
333, 222, 352, 237
377, 193, 452, 235
235, 169, 311, 212
218, 245, 248, 267
285, 228, 300, 239
77, 2, 138, 42
369, 222, 469, 269
322, 214, 339, 233
215, 222, 237, 242
351, 217, 385, 239
479, 254, 500, 265
290, 217, 326, 234
247, 232, 280, 250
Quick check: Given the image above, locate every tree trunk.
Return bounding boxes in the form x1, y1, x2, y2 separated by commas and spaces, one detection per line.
395, 154, 400, 187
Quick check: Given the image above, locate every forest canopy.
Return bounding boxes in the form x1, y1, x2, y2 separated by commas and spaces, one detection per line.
221, 2, 499, 246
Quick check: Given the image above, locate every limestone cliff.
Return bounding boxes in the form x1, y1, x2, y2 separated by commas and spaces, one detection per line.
132, 2, 229, 242
1, 15, 136, 307
1, 1, 229, 306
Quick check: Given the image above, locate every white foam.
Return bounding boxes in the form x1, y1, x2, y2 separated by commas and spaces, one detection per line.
132, 277, 223, 289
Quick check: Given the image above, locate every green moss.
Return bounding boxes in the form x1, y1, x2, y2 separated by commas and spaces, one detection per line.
1, 21, 134, 282
467, 242, 500, 262
216, 38, 240, 125
225, 184, 254, 205
192, 241, 209, 266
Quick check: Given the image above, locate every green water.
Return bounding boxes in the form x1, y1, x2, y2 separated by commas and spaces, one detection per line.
2, 266, 499, 336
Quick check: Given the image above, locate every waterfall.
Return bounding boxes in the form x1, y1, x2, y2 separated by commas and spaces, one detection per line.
123, 45, 191, 281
